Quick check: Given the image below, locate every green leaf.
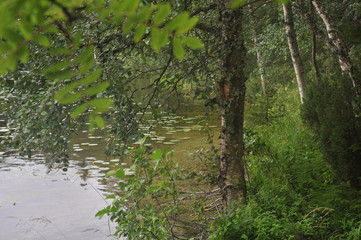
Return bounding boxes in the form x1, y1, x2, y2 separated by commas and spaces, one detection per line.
230, 0, 249, 8
94, 115, 105, 129
73, 31, 82, 49
115, 168, 125, 179
105, 194, 115, 199
79, 58, 95, 74
123, 21, 135, 34
80, 68, 103, 85
77, 46, 94, 64
135, 136, 148, 146
274, 0, 289, 4
151, 149, 162, 160
89, 98, 114, 112
134, 24, 146, 43
44, 25, 58, 34
49, 47, 72, 56
137, 6, 154, 22
55, 82, 79, 101
124, 0, 140, 12
18, 22, 33, 39
166, 12, 189, 31
183, 36, 204, 49
88, 113, 95, 132
96, 206, 110, 218
105, 170, 116, 178
147, 185, 160, 194
43, 61, 72, 75
4, 54, 17, 72
70, 102, 88, 119
34, 35, 51, 47
59, 92, 82, 104
151, 28, 168, 52
84, 81, 110, 96
0, 58, 7, 75
175, 16, 198, 35
17, 46, 29, 63
153, 3, 170, 26
172, 37, 184, 60
0, 42, 10, 52
2, 28, 23, 45
45, 69, 74, 81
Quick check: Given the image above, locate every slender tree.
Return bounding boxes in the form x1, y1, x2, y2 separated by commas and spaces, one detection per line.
282, 1, 307, 103
249, 5, 267, 96
296, 0, 361, 95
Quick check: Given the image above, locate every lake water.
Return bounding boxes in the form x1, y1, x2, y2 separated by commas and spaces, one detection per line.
0, 107, 220, 239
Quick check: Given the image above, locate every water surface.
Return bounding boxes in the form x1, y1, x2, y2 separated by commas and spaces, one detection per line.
0, 107, 220, 239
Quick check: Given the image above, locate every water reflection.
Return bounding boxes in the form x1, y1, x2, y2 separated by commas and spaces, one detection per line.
0, 107, 220, 239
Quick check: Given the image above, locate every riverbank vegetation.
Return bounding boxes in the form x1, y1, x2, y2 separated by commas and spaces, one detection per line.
1, 0, 361, 239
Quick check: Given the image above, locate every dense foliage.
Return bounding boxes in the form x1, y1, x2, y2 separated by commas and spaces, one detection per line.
1, 0, 361, 239
209, 89, 361, 239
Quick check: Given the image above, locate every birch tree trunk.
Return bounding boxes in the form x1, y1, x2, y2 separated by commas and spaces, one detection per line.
249, 6, 267, 95
251, 32, 267, 95
218, 2, 247, 207
283, 2, 307, 103
256, 48, 267, 96
310, 0, 361, 94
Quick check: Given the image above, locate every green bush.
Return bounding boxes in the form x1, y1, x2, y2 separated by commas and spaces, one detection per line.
208, 88, 361, 240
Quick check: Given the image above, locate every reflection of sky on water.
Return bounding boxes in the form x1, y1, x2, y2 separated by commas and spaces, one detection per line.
0, 109, 219, 240
0, 152, 118, 240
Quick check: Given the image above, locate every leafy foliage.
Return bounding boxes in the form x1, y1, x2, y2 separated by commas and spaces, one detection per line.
302, 78, 361, 189
0, 0, 203, 136
97, 146, 184, 239
208, 89, 361, 239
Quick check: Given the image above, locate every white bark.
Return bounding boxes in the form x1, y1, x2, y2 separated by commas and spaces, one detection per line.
283, 2, 307, 103
311, 0, 361, 94
254, 39, 267, 95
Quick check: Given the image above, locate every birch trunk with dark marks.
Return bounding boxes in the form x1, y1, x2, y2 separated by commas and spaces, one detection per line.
310, 0, 361, 94
283, 2, 307, 103
218, 2, 247, 207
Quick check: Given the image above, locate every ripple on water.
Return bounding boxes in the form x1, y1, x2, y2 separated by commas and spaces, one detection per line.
93, 160, 105, 164
0, 127, 9, 133
109, 159, 120, 163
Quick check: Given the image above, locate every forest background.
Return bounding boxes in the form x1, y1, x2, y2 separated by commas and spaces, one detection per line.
0, 0, 361, 239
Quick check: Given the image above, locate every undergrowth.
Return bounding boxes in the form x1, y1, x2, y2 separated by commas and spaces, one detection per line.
208, 88, 361, 240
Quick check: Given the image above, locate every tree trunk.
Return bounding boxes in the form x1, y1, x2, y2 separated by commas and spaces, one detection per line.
249, 6, 267, 95
311, 31, 321, 82
297, 0, 361, 95
218, 2, 247, 207
283, 2, 307, 103
312, 0, 361, 95
309, 0, 321, 82
256, 48, 267, 96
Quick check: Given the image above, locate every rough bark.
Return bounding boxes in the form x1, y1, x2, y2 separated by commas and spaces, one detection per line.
218, 2, 247, 207
283, 2, 307, 103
